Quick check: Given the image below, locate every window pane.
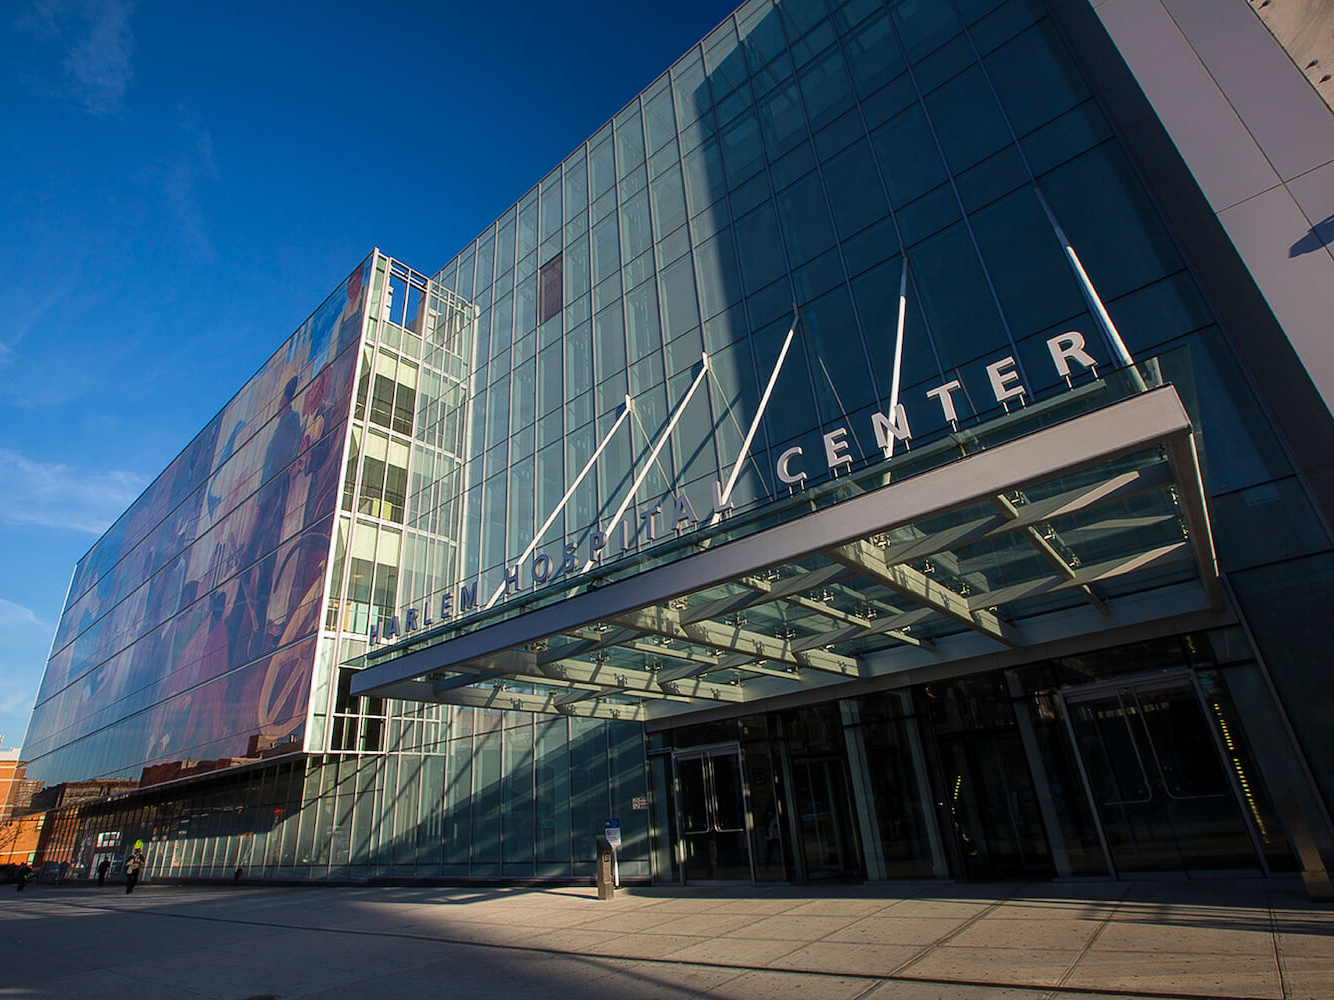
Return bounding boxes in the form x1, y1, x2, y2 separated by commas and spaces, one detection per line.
970, 187, 1084, 338
924, 66, 1011, 174
540, 171, 562, 241
912, 222, 1008, 370
775, 172, 835, 268
643, 82, 678, 152
651, 165, 688, 237
757, 78, 807, 159
625, 280, 661, 362
823, 139, 889, 238
734, 202, 787, 293
873, 106, 949, 206
620, 189, 652, 261
538, 253, 563, 325
843, 12, 905, 97
1040, 143, 1183, 300
615, 108, 646, 177
695, 229, 744, 320
797, 45, 854, 131
659, 254, 700, 341
985, 21, 1091, 136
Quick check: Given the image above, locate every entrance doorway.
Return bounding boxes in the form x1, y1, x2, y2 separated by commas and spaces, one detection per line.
789, 757, 861, 879
938, 731, 1054, 879
1062, 672, 1263, 874
672, 747, 753, 882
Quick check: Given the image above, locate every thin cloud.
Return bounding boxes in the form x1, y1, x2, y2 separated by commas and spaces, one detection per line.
0, 658, 45, 750
0, 599, 51, 653
158, 105, 222, 259
0, 605, 51, 747
0, 449, 146, 535
0, 598, 46, 631
18, 0, 136, 115
0, 283, 70, 375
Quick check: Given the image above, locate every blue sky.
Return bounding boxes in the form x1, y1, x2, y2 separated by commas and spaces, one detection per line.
0, 0, 737, 751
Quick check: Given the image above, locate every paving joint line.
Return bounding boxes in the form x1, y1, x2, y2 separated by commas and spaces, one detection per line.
28, 896, 1281, 1000
1043, 881, 1135, 1000
1262, 882, 1293, 1000
847, 978, 888, 1000
884, 880, 1031, 978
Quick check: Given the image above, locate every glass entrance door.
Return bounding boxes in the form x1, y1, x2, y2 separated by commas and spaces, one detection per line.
938, 731, 1054, 880
673, 748, 753, 882
790, 757, 861, 879
1063, 673, 1261, 874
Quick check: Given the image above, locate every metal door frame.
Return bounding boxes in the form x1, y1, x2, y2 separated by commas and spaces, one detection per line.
670, 742, 756, 884
786, 753, 864, 881
1059, 668, 1269, 878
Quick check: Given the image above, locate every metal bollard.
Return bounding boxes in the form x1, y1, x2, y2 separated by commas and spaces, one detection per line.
595, 835, 615, 900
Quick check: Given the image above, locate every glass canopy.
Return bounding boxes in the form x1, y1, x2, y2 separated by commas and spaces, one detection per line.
353, 364, 1219, 724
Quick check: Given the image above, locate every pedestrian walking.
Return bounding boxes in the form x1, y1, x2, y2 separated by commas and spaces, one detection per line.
97, 858, 111, 886
15, 861, 32, 892
57, 860, 70, 885
124, 850, 144, 894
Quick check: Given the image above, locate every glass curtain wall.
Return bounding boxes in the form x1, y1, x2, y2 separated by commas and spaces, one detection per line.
24, 259, 371, 791
430, 0, 1326, 642
429, 0, 1331, 880
40, 711, 649, 883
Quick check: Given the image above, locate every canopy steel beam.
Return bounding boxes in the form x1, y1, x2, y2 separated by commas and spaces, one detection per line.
679, 563, 854, 624
539, 657, 744, 703
609, 606, 860, 676
880, 463, 1173, 569
538, 627, 643, 665
992, 494, 1108, 615
967, 542, 1191, 610
425, 684, 646, 721
736, 574, 931, 650
425, 647, 743, 707
1163, 434, 1223, 612
654, 650, 803, 685
431, 669, 505, 692
617, 637, 805, 683
829, 540, 1021, 648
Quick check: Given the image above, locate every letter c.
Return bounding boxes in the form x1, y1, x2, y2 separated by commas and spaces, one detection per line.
777, 446, 807, 486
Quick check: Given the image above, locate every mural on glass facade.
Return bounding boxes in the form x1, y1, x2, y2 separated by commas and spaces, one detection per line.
22, 258, 373, 789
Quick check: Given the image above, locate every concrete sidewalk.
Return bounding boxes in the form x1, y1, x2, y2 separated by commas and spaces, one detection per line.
2, 878, 1330, 1000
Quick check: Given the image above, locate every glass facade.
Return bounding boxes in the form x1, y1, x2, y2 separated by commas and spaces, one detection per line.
17, 0, 1334, 891
23, 258, 372, 790
431, 0, 1307, 612
317, 256, 472, 756
35, 711, 648, 882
